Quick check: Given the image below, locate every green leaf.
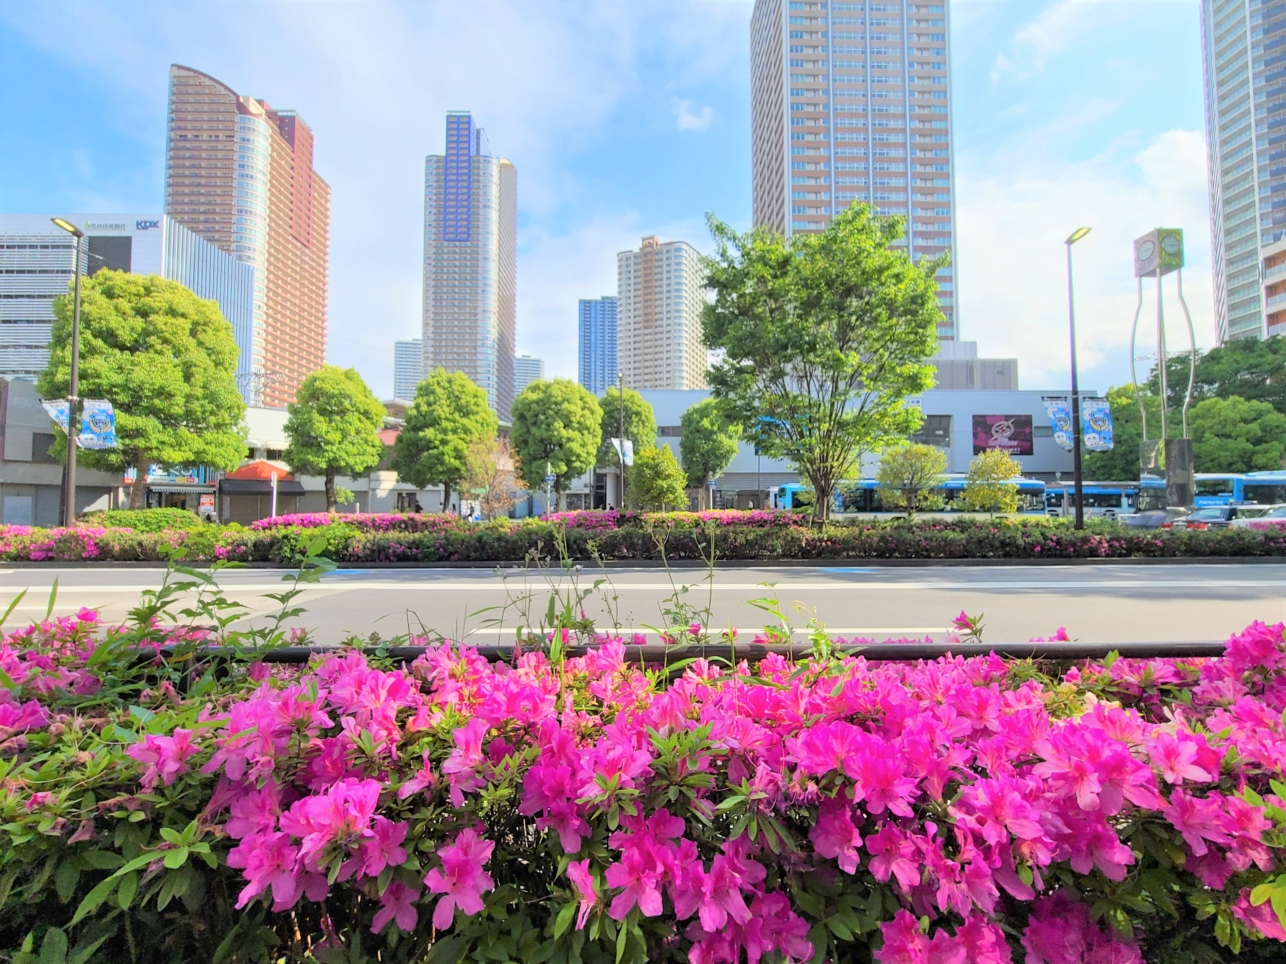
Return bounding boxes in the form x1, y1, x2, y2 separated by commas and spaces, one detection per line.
54, 859, 80, 904
79, 852, 123, 871
425, 934, 469, 964
614, 918, 628, 964
116, 871, 138, 910
70, 876, 119, 926
554, 902, 577, 939
44, 578, 58, 623
162, 848, 188, 870
38, 927, 67, 964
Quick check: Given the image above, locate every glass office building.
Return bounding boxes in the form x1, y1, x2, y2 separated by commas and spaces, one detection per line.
578, 296, 618, 394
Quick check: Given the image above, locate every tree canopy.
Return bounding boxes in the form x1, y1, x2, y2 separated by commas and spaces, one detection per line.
1190, 396, 1286, 472
510, 379, 602, 504
284, 366, 387, 512
391, 368, 498, 510
629, 445, 689, 510
597, 387, 657, 469
38, 270, 247, 508
961, 449, 1022, 515
702, 205, 941, 522
876, 443, 948, 518
462, 435, 526, 520
1152, 337, 1286, 416
679, 398, 741, 508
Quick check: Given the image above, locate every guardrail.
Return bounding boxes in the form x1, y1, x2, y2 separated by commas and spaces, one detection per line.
245, 639, 1228, 665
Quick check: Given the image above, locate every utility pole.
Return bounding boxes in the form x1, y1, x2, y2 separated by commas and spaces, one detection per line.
51, 218, 84, 528
617, 371, 625, 509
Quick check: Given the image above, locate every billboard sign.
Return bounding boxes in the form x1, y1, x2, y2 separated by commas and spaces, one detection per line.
972, 415, 1033, 456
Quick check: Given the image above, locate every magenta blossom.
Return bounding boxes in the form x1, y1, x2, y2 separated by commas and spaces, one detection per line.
371, 880, 421, 934
425, 828, 496, 929
127, 728, 199, 790
566, 858, 598, 930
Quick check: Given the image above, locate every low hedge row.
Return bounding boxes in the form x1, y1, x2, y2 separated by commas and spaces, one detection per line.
3, 514, 1286, 563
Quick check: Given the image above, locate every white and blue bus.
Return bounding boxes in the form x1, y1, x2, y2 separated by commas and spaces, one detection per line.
776, 476, 1048, 514
1192, 471, 1286, 507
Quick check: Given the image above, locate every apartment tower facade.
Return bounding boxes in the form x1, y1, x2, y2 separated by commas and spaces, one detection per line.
578, 295, 619, 394
749, 0, 957, 339
393, 338, 423, 400
422, 112, 517, 420
1201, 0, 1286, 341
165, 64, 330, 406
617, 237, 706, 391
513, 354, 545, 395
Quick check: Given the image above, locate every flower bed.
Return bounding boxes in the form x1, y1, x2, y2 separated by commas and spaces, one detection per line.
1, 607, 1286, 963
3, 512, 1286, 563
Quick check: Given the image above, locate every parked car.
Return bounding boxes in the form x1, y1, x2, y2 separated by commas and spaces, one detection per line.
1167, 505, 1270, 530
1230, 504, 1286, 528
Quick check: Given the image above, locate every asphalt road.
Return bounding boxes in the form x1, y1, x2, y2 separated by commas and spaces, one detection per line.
0, 562, 1282, 646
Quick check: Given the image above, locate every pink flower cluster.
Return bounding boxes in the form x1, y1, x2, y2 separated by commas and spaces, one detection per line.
250, 512, 462, 533
160, 620, 1286, 959
543, 509, 807, 531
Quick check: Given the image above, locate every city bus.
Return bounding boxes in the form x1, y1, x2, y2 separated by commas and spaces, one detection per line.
1045, 481, 1146, 520
1192, 472, 1286, 507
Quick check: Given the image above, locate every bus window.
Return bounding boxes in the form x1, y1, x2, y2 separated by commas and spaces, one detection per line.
1195, 478, 1235, 497
1082, 492, 1123, 509
1243, 484, 1286, 505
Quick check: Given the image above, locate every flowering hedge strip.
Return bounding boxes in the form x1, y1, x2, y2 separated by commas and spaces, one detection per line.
2, 607, 1286, 963
3, 512, 1286, 563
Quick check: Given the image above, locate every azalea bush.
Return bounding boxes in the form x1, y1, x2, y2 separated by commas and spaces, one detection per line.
2, 581, 1286, 964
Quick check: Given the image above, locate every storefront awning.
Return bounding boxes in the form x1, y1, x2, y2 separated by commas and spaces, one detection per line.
146, 485, 217, 494
219, 479, 306, 496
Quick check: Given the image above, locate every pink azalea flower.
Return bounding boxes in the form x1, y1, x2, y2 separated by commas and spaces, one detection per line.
371, 880, 420, 934
359, 816, 408, 878
127, 728, 199, 790
397, 749, 437, 800
424, 828, 496, 929
225, 780, 282, 840
1148, 732, 1215, 785
810, 795, 863, 873
566, 858, 597, 930
1232, 887, 1286, 941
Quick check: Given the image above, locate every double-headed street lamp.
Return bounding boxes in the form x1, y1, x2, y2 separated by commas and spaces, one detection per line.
1065, 226, 1091, 530
51, 218, 84, 529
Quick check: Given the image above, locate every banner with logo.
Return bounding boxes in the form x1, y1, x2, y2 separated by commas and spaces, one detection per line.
78, 399, 119, 450
1042, 397, 1075, 451
972, 415, 1033, 456
1081, 397, 1114, 452
610, 438, 635, 466
41, 400, 70, 435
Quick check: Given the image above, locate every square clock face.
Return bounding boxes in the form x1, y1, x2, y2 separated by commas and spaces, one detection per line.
1134, 228, 1184, 277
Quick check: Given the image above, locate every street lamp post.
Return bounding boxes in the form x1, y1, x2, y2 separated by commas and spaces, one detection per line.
51, 218, 84, 528
1065, 227, 1091, 531
617, 372, 625, 510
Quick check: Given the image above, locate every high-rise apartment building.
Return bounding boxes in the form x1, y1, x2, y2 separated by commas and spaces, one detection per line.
514, 354, 544, 395
393, 338, 423, 400
0, 214, 254, 379
422, 112, 518, 420
749, 0, 957, 339
165, 64, 330, 406
617, 237, 707, 391
578, 296, 619, 394
1201, 1, 1286, 341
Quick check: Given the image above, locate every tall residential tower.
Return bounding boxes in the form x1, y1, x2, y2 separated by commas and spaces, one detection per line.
1201, 0, 1286, 341
617, 237, 707, 391
578, 296, 618, 394
749, 0, 957, 338
165, 64, 330, 406
422, 112, 518, 421
393, 338, 423, 401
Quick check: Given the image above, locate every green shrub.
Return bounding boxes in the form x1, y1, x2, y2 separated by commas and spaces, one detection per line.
81, 507, 204, 532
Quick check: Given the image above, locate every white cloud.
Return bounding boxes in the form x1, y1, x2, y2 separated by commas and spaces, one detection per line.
673, 98, 715, 132
991, 0, 1116, 80
956, 127, 1213, 394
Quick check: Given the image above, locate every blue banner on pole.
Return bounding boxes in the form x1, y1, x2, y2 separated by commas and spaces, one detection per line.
1041, 396, 1074, 451
78, 399, 119, 450
1081, 397, 1114, 452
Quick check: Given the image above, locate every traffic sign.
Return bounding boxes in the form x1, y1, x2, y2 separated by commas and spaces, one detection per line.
544, 473, 556, 484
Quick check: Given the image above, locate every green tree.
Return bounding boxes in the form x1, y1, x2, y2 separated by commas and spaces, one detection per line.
678, 398, 741, 509
597, 386, 657, 466
703, 205, 941, 523
284, 366, 387, 512
1190, 395, 1286, 472
510, 379, 602, 507
1153, 337, 1286, 416
38, 270, 246, 509
961, 448, 1022, 515
876, 443, 948, 518
629, 445, 689, 510
391, 368, 498, 511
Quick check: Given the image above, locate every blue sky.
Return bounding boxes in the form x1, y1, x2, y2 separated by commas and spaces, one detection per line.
1, 0, 1209, 398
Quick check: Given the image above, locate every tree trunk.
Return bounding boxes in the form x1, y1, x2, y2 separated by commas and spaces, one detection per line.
325, 467, 337, 514
129, 453, 149, 509
443, 481, 452, 515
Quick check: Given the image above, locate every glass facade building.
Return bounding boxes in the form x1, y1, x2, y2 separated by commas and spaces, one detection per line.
0, 214, 254, 380
393, 338, 423, 401
422, 112, 518, 421
750, 0, 957, 338
578, 296, 619, 394
1201, 0, 1286, 341
514, 354, 545, 395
